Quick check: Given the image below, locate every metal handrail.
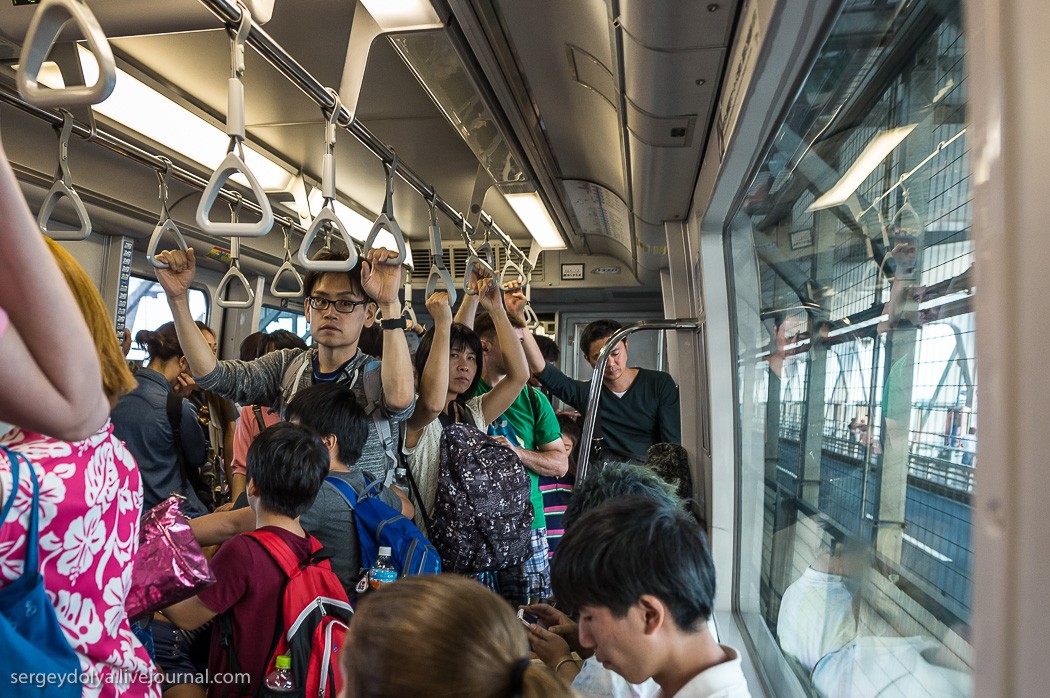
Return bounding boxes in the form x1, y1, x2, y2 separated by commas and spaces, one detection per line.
576, 318, 705, 483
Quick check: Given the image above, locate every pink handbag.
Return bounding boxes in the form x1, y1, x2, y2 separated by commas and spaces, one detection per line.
125, 496, 215, 618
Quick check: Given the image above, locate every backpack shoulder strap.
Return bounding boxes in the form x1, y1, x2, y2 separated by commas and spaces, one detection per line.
252, 405, 268, 432
323, 475, 359, 509
362, 360, 398, 482
279, 352, 311, 407
243, 529, 320, 578
166, 390, 189, 485
527, 385, 541, 424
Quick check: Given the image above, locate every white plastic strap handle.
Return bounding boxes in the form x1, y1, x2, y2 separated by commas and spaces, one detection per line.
271, 221, 305, 297
38, 111, 90, 241
215, 206, 255, 309
523, 304, 541, 331
423, 197, 457, 306
463, 254, 496, 296
195, 5, 273, 238
403, 279, 417, 326
17, 0, 116, 108
147, 159, 189, 268
363, 155, 407, 267
298, 206, 359, 271
499, 256, 527, 291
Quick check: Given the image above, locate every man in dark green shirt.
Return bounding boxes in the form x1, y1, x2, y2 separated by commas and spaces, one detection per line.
527, 318, 681, 461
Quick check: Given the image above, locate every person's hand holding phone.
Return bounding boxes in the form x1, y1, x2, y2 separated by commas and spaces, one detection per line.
521, 603, 590, 658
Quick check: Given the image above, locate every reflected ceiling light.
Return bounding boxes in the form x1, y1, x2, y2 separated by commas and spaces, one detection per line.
307, 187, 413, 267
359, 0, 443, 32
505, 192, 566, 250
32, 49, 294, 192
808, 125, 917, 212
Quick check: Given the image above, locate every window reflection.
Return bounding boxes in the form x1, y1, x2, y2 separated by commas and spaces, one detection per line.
729, 1, 973, 695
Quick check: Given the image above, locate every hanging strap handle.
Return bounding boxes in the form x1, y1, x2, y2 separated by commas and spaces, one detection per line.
499, 255, 527, 291
271, 220, 305, 297
402, 279, 417, 326
17, 0, 116, 108
38, 110, 91, 241
196, 5, 273, 238
147, 158, 189, 268
215, 199, 256, 309
424, 196, 457, 305
298, 89, 359, 271
363, 154, 407, 267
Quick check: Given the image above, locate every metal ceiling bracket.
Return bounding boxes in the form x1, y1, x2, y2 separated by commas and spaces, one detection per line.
17, 0, 116, 108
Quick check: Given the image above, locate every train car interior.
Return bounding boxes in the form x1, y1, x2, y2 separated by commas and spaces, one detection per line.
0, 0, 1044, 694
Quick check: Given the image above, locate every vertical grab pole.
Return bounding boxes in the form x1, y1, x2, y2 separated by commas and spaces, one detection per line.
575, 318, 704, 484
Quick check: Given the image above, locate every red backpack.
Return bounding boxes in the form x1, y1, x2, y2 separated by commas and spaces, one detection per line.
240, 530, 353, 697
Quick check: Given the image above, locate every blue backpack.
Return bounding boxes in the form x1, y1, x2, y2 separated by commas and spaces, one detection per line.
0, 445, 80, 698
324, 476, 441, 580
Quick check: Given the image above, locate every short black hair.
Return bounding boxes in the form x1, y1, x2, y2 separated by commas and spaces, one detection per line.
473, 311, 526, 340
561, 462, 678, 531
284, 382, 368, 466
534, 334, 560, 363
246, 422, 329, 518
580, 319, 623, 358
303, 250, 372, 300
551, 496, 715, 633
414, 322, 483, 403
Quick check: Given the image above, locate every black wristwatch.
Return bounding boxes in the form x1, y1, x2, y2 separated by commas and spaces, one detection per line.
380, 316, 408, 330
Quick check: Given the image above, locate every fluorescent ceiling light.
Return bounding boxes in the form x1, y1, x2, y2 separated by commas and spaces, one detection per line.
307, 188, 413, 268
808, 125, 917, 211
360, 0, 443, 32
33, 49, 293, 192
505, 192, 566, 250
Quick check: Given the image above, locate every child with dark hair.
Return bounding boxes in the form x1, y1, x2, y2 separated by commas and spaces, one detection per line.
538, 413, 582, 559
162, 422, 331, 697
551, 497, 750, 697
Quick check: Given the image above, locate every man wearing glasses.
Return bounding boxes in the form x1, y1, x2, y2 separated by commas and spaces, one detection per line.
154, 247, 415, 483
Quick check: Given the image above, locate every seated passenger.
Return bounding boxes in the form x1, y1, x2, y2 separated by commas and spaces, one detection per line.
161, 423, 331, 696
229, 329, 308, 501
524, 462, 676, 694
111, 322, 210, 516
340, 574, 574, 698
551, 496, 752, 697
403, 283, 528, 526
154, 247, 414, 484
523, 318, 681, 462
1, 237, 156, 697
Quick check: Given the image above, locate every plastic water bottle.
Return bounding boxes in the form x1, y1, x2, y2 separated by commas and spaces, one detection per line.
394, 466, 409, 489
369, 546, 398, 590
262, 655, 295, 695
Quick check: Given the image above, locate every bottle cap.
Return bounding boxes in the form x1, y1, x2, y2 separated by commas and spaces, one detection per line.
378, 546, 392, 556
275, 655, 291, 670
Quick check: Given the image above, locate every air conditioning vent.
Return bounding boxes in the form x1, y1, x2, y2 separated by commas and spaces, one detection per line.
409, 243, 544, 288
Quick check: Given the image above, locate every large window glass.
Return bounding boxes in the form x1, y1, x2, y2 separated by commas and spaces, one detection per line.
125, 276, 209, 363
728, 1, 973, 695
259, 305, 311, 344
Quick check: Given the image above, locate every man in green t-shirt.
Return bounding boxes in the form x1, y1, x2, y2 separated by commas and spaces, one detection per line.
456, 297, 568, 605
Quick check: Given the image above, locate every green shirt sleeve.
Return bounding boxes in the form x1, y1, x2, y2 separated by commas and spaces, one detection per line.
531, 388, 562, 446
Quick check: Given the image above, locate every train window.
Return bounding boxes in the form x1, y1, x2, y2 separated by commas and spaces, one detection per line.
726, 0, 973, 695
125, 276, 209, 362
259, 305, 311, 344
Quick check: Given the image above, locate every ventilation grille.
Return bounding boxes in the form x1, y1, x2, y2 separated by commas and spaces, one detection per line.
409, 243, 543, 286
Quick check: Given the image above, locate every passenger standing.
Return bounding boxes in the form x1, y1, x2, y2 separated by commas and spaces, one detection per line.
540, 414, 580, 560
112, 322, 209, 516
1, 237, 157, 697
341, 574, 574, 697
551, 496, 751, 697
228, 330, 308, 502
153, 247, 415, 484
455, 285, 568, 605
960, 427, 977, 466
161, 423, 333, 697
524, 317, 681, 462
